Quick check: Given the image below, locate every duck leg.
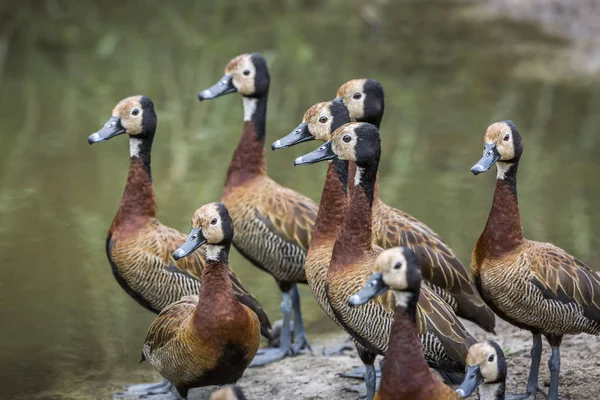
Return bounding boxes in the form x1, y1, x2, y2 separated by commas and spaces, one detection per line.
249, 288, 293, 366
546, 335, 562, 400
290, 283, 312, 354
341, 345, 378, 400
338, 344, 381, 380
509, 333, 548, 400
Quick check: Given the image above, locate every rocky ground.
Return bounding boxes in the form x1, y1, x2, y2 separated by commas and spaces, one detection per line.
107, 319, 599, 400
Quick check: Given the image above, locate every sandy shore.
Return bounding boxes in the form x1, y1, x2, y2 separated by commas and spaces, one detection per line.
116, 318, 599, 400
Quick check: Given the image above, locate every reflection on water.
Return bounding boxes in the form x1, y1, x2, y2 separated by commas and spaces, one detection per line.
0, 1, 599, 398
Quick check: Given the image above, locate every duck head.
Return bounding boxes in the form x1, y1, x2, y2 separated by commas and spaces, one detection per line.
198, 53, 270, 101
336, 78, 384, 126
272, 98, 350, 150
173, 202, 234, 260
456, 341, 507, 398
471, 120, 523, 178
348, 247, 421, 308
294, 122, 380, 167
88, 95, 157, 146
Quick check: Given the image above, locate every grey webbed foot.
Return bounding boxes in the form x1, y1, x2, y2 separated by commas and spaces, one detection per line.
250, 289, 295, 367
340, 363, 378, 400
322, 343, 354, 357
337, 366, 381, 380
114, 379, 181, 399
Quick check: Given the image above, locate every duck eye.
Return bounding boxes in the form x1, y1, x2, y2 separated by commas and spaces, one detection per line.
343, 135, 351, 143
503, 133, 510, 141
191, 234, 197, 240
243, 69, 250, 76
319, 116, 328, 123
131, 108, 139, 116
393, 262, 403, 270
353, 92, 362, 100
211, 218, 218, 225
488, 354, 495, 362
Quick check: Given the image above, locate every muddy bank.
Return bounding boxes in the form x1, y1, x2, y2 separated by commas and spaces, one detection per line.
108, 319, 599, 400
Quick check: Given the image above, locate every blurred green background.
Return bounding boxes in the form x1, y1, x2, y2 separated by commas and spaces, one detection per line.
0, 0, 599, 398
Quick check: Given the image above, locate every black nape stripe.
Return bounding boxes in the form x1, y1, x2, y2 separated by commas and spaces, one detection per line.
362, 79, 384, 128
330, 98, 351, 131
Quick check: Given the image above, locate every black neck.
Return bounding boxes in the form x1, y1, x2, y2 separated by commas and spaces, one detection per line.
355, 161, 378, 203
499, 161, 518, 196
244, 95, 268, 144
362, 114, 382, 129
129, 135, 154, 175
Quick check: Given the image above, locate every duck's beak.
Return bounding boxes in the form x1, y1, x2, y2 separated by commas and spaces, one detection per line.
173, 227, 207, 260
294, 141, 337, 166
198, 75, 236, 101
272, 122, 314, 150
456, 365, 484, 397
471, 143, 500, 175
348, 272, 389, 306
88, 116, 126, 144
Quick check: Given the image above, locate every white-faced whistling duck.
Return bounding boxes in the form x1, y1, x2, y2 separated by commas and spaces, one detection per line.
209, 385, 247, 400
275, 79, 495, 333
142, 203, 260, 399
470, 120, 600, 400
349, 248, 463, 400
275, 99, 380, 390
296, 123, 476, 400
198, 53, 318, 365
456, 341, 507, 399
88, 97, 270, 396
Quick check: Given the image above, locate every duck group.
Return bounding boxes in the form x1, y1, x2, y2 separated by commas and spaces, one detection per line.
87, 52, 600, 400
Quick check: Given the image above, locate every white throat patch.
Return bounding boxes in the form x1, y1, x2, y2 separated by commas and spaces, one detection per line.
243, 97, 258, 122
354, 166, 364, 187
129, 137, 143, 158
205, 244, 223, 261
392, 290, 411, 308
496, 162, 511, 180
479, 382, 501, 400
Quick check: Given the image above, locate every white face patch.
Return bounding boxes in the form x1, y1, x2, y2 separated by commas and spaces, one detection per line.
129, 137, 143, 158
243, 97, 258, 122
496, 161, 511, 180
205, 244, 223, 261
392, 290, 411, 308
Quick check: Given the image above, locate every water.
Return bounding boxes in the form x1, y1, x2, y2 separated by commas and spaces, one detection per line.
1, 1, 599, 398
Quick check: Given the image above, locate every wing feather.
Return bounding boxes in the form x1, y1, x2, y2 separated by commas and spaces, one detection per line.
375, 203, 495, 331
529, 241, 600, 322
254, 185, 317, 251
144, 296, 197, 357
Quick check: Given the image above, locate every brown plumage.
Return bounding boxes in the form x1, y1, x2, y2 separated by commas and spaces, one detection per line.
88, 96, 271, 339
336, 79, 495, 332
296, 123, 476, 394
199, 53, 317, 360
470, 120, 600, 400
143, 203, 260, 399
350, 248, 462, 400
